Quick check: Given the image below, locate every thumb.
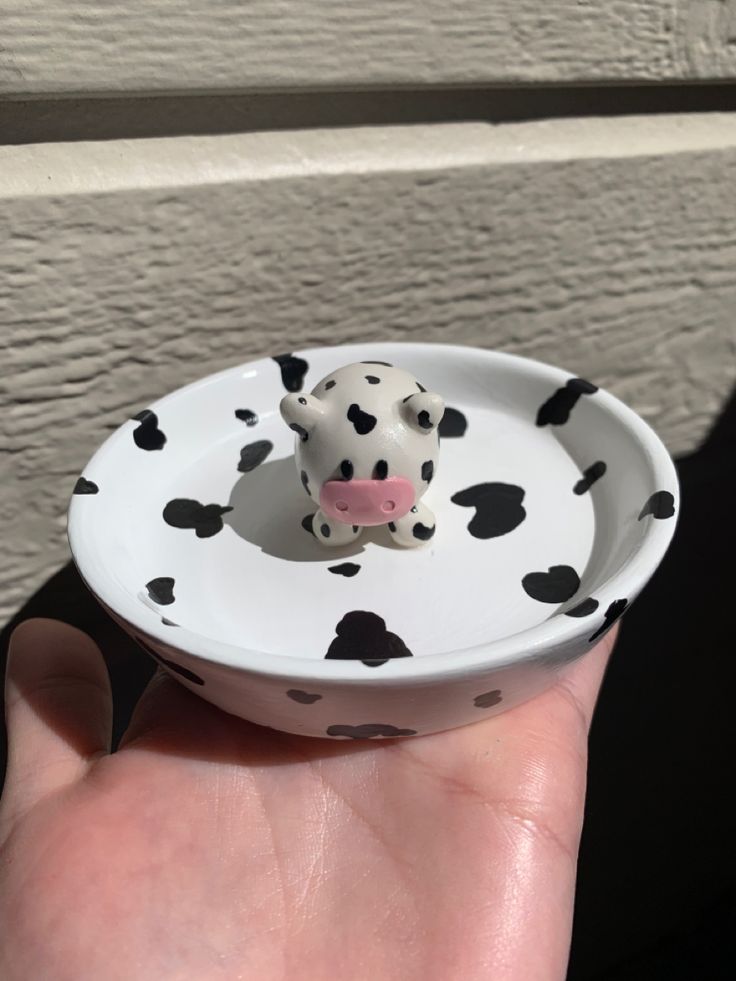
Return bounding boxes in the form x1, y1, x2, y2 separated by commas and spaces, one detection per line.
1, 618, 112, 831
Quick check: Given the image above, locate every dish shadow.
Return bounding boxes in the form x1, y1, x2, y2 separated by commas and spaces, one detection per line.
224, 455, 400, 561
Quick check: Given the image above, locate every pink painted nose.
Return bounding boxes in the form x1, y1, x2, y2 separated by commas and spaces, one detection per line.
320, 477, 415, 526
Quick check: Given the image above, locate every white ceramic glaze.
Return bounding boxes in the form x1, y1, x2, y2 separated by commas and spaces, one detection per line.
67, 343, 679, 739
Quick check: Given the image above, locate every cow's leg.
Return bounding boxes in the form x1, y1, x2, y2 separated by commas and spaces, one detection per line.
387, 502, 436, 548
313, 509, 362, 546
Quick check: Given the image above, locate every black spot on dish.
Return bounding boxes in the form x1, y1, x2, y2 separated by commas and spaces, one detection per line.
565, 597, 600, 618
320, 523, 331, 538
135, 637, 205, 686
340, 459, 354, 480
286, 689, 323, 704
161, 617, 178, 627
347, 403, 377, 435
289, 423, 309, 442
326, 723, 417, 739
238, 439, 273, 472
438, 407, 467, 438
522, 565, 581, 603
300, 470, 310, 496
324, 379, 336, 390
421, 460, 434, 483
163, 499, 233, 538
73, 477, 98, 495
131, 409, 167, 451
145, 577, 175, 606
360, 361, 393, 367
374, 459, 388, 480
413, 522, 435, 541
326, 611, 413, 667
638, 490, 676, 520
329, 562, 361, 578
235, 409, 258, 426
536, 377, 598, 427
365, 375, 381, 384
451, 483, 526, 539
574, 461, 607, 495
589, 598, 629, 643
301, 513, 316, 536
474, 690, 503, 709
388, 521, 396, 532
273, 353, 308, 392
417, 410, 432, 430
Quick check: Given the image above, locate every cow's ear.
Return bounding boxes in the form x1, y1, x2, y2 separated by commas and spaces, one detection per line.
280, 393, 326, 441
400, 391, 445, 433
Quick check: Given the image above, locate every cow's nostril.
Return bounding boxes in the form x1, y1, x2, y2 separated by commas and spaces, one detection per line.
336, 500, 349, 512
382, 500, 396, 512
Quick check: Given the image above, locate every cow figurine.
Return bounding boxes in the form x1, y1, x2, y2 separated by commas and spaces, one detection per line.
280, 362, 444, 547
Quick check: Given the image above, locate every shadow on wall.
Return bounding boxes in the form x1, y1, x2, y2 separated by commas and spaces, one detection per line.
1, 383, 736, 979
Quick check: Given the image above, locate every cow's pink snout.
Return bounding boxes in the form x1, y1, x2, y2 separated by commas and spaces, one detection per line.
320, 477, 416, 526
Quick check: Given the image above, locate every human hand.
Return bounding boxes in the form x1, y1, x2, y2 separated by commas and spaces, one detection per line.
0, 617, 615, 981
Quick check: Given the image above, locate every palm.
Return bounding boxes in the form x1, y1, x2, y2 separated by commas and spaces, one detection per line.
0, 619, 614, 981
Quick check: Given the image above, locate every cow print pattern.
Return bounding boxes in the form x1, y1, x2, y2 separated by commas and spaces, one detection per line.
326, 723, 417, 739
163, 499, 233, 538
451, 483, 526, 539
638, 491, 676, 520
286, 689, 323, 704
290, 423, 309, 442
347, 403, 377, 435
329, 563, 361, 578
132, 409, 167, 451
536, 378, 598, 427
301, 513, 316, 536
238, 440, 273, 472
73, 477, 98, 495
413, 522, 435, 541
273, 353, 308, 392
474, 689, 503, 709
417, 410, 432, 430
235, 408, 258, 426
301, 470, 310, 495
361, 361, 393, 367
589, 598, 628, 643
145, 577, 175, 605
374, 460, 388, 480
438, 407, 467, 438
340, 460, 354, 480
574, 461, 607, 495
325, 380, 336, 390
365, 375, 381, 384
522, 565, 581, 603
326, 611, 413, 667
565, 597, 599, 617
135, 637, 205, 686
421, 460, 434, 483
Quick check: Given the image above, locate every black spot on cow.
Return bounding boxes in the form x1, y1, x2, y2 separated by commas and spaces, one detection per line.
326, 611, 413, 667
402, 393, 415, 404
474, 690, 503, 709
360, 361, 393, 367
328, 562, 361, 578
347, 403, 377, 435
340, 459, 354, 480
574, 461, 607, 495
417, 382, 427, 393
589, 598, 629, 643
565, 597, 600, 618
638, 490, 676, 520
238, 439, 273, 472
388, 521, 397, 532
324, 379, 336, 390
417, 410, 432, 430
365, 375, 381, 384
374, 459, 388, 480
273, 353, 308, 392
73, 477, 98, 495
290, 423, 309, 442
536, 378, 598, 427
522, 565, 581, 603
135, 637, 205, 686
161, 618, 178, 627
421, 460, 434, 483
320, 523, 331, 538
352, 525, 359, 533
413, 522, 435, 541
163, 499, 233, 538
451, 483, 526, 539
235, 409, 258, 426
327, 723, 417, 739
300, 470, 310, 496
145, 577, 175, 606
298, 396, 307, 405
301, 513, 316, 536
132, 409, 167, 451
286, 689, 323, 704
411, 505, 418, 513
438, 407, 467, 438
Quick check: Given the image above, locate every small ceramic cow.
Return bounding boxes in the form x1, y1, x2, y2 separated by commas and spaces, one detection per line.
281, 362, 444, 547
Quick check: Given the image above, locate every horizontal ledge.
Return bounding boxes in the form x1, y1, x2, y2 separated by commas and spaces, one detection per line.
3, 113, 736, 198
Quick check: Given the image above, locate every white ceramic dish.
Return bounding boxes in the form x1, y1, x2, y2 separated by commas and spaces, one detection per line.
68, 343, 678, 739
